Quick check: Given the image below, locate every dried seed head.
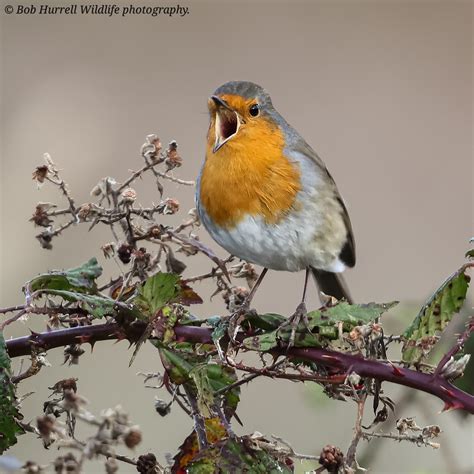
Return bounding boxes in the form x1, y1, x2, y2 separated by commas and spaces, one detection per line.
396, 417, 421, 434
49, 378, 78, 394
122, 188, 137, 204
422, 425, 441, 439
318, 444, 344, 473
164, 140, 182, 170
160, 198, 179, 215
78, 203, 94, 221
148, 225, 163, 239
63, 344, 85, 365
23, 461, 44, 474
136, 453, 158, 474
154, 399, 171, 417
223, 286, 249, 312
117, 243, 134, 264
141, 134, 163, 162
124, 427, 142, 449
37, 415, 55, 437
105, 458, 119, 474
32, 165, 49, 184
102, 242, 117, 259
30, 203, 56, 227
54, 453, 79, 474
36, 230, 54, 250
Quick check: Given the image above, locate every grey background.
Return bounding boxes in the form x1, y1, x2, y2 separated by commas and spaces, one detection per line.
1, 0, 473, 472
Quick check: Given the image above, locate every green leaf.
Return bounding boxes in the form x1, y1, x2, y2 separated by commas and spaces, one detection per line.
157, 345, 196, 385
243, 302, 396, 352
307, 301, 398, 332
0, 333, 24, 453
134, 272, 181, 318
34, 289, 118, 319
27, 258, 102, 294
203, 364, 240, 420
242, 313, 286, 331
402, 265, 470, 362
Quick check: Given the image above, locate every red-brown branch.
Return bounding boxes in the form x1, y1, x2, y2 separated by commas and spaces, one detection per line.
5, 322, 474, 414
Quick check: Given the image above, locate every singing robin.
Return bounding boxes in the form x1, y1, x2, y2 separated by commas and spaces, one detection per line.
196, 81, 355, 328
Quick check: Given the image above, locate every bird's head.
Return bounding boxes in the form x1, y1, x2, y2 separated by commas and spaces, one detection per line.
207, 81, 277, 154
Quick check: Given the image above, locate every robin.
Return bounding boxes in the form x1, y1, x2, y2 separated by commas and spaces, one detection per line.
196, 81, 355, 331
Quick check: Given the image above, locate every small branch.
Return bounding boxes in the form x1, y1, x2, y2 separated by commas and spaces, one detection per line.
345, 392, 367, 468
0, 305, 25, 314
362, 431, 440, 449
154, 170, 194, 186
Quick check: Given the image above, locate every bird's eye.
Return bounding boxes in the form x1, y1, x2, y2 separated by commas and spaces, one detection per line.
249, 104, 259, 117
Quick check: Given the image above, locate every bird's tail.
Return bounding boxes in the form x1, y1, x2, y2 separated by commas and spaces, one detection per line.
311, 268, 353, 304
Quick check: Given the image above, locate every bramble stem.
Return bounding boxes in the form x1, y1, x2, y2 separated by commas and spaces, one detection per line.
5, 322, 474, 413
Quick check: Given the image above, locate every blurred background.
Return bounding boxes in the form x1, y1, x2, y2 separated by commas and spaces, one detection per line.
1, 0, 472, 472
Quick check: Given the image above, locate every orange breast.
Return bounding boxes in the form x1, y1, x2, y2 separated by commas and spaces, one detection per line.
199, 116, 301, 229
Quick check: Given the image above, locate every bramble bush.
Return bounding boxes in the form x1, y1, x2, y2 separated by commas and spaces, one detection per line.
0, 134, 472, 473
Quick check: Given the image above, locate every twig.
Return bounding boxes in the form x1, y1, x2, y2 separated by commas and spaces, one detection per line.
154, 170, 194, 186
362, 431, 440, 449
346, 392, 367, 468
0, 304, 25, 314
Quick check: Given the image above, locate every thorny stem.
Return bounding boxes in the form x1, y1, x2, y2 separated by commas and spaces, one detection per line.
183, 384, 208, 451
44, 155, 77, 217
5, 322, 474, 413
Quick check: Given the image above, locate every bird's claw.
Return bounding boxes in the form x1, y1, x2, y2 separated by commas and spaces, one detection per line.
276, 302, 311, 349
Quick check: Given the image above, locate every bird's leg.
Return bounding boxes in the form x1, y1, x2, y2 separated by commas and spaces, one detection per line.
228, 267, 268, 341
242, 267, 268, 309
277, 268, 311, 348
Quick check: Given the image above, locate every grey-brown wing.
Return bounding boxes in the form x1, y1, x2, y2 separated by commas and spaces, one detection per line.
294, 139, 356, 268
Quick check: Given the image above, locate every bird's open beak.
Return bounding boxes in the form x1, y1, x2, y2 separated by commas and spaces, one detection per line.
211, 95, 241, 153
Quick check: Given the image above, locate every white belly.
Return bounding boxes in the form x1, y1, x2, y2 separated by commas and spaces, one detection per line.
199, 198, 347, 273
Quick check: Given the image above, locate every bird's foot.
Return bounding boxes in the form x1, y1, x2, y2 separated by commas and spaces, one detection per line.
276, 302, 310, 349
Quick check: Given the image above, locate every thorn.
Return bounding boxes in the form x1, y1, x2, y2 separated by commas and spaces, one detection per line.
441, 400, 464, 412
75, 335, 92, 344
389, 363, 405, 377
440, 386, 456, 398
